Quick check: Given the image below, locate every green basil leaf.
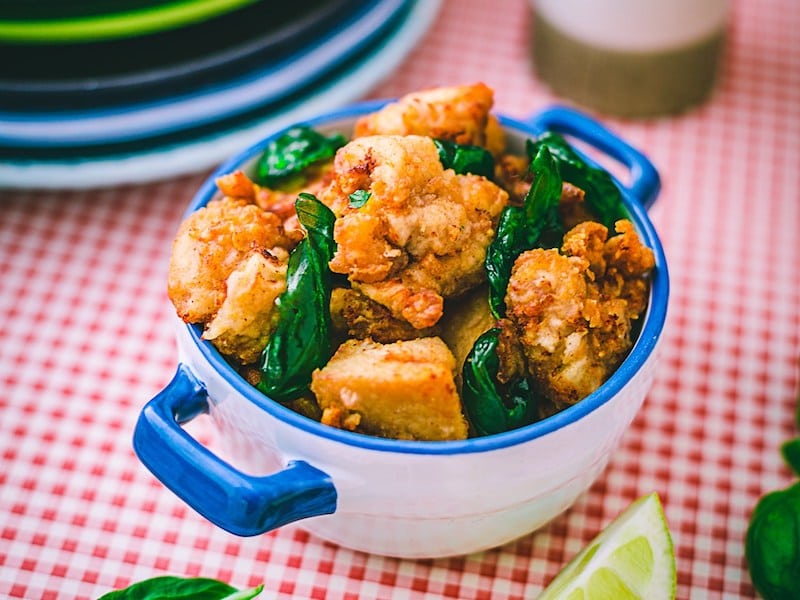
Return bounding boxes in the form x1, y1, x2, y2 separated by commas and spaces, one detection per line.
485, 144, 562, 318
527, 132, 627, 229
485, 207, 526, 319
348, 189, 371, 208
461, 328, 538, 436
97, 576, 264, 600
745, 481, 800, 600
256, 126, 346, 188
258, 193, 337, 402
433, 139, 495, 179
781, 437, 800, 476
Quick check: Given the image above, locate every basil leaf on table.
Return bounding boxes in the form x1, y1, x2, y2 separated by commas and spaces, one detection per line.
782, 437, 800, 476
97, 576, 264, 599
787, 400, 800, 475
433, 139, 495, 179
256, 126, 346, 189
258, 193, 337, 402
527, 131, 627, 229
462, 328, 538, 436
745, 481, 800, 600
485, 144, 563, 319
745, 387, 800, 600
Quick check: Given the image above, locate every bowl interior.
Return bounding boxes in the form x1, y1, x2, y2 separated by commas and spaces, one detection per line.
182, 101, 670, 455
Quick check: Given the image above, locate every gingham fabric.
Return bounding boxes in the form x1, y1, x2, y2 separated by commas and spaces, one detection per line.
1, 0, 798, 598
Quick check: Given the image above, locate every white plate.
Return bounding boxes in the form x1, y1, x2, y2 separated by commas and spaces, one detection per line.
0, 0, 442, 190
0, 0, 408, 147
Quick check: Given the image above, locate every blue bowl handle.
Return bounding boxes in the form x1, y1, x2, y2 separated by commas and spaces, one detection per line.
132, 364, 337, 536
525, 106, 661, 210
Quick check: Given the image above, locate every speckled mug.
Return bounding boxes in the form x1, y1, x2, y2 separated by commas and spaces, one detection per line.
133, 102, 669, 558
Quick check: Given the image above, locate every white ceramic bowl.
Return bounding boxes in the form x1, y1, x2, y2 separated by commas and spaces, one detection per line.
133, 101, 669, 558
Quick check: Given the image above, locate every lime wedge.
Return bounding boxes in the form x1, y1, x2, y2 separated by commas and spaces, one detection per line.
539, 493, 676, 600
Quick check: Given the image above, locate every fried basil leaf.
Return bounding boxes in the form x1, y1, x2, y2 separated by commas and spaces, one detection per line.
526, 131, 627, 229
485, 144, 563, 318
256, 126, 346, 189
462, 328, 538, 436
433, 139, 495, 179
258, 193, 337, 402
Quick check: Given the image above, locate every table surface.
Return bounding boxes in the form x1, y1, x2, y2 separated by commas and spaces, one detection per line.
2, 0, 798, 598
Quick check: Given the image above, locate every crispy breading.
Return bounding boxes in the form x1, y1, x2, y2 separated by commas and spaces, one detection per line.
216, 167, 332, 244
323, 134, 508, 329
561, 219, 608, 278
564, 219, 655, 316
484, 114, 506, 156
505, 219, 654, 408
202, 250, 287, 364
558, 182, 596, 230
215, 170, 257, 201
495, 317, 529, 385
601, 220, 656, 316
353, 82, 504, 153
167, 196, 291, 324
310, 337, 468, 441
493, 153, 531, 206
254, 161, 335, 239
493, 155, 598, 228
437, 286, 497, 388
506, 248, 612, 407
330, 287, 439, 343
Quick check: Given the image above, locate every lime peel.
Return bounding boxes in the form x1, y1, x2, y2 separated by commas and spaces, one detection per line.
538, 492, 676, 600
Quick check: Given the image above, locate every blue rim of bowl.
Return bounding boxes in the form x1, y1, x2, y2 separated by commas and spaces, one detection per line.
183, 101, 670, 455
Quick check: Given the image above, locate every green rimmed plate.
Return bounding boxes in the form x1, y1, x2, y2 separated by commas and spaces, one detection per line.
0, 0, 259, 43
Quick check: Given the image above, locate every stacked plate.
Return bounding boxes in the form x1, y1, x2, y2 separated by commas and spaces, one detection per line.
0, 0, 442, 189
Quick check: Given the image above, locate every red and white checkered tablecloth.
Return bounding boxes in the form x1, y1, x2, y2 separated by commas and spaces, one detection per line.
1, 0, 798, 598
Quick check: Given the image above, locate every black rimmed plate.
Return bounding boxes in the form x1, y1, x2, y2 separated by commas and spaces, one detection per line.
0, 0, 362, 111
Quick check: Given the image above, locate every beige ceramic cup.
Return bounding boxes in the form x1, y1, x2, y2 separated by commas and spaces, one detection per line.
531, 0, 729, 118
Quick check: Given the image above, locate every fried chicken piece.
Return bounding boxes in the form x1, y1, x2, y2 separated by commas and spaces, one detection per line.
215, 169, 257, 201
505, 219, 654, 409
167, 196, 291, 324
310, 337, 468, 441
329, 287, 438, 343
558, 183, 596, 230
506, 248, 593, 406
494, 317, 529, 385
493, 154, 531, 206
564, 219, 655, 316
353, 82, 505, 154
493, 155, 597, 227
435, 285, 497, 392
600, 219, 656, 316
561, 219, 608, 277
216, 167, 333, 244
322, 135, 508, 330
202, 250, 287, 364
